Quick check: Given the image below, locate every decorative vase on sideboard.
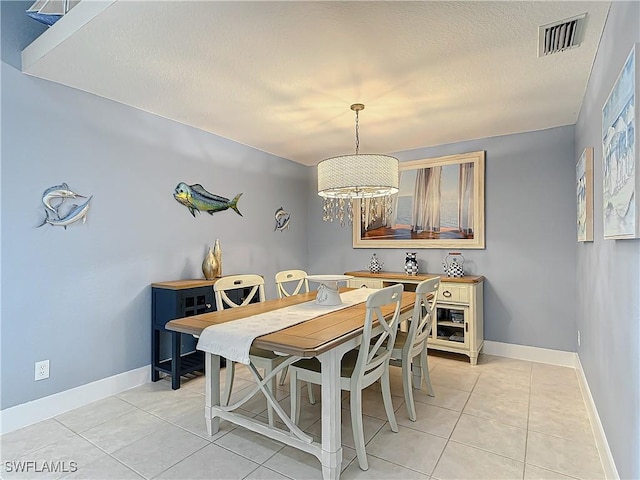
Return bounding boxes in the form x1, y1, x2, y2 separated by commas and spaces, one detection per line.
368, 253, 383, 273
202, 238, 223, 280
404, 252, 419, 276
202, 246, 219, 280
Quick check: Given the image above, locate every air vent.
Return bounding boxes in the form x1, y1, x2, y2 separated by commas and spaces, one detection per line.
538, 13, 587, 57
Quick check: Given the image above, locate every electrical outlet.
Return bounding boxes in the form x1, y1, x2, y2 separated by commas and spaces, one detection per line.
577, 330, 581, 347
35, 360, 49, 381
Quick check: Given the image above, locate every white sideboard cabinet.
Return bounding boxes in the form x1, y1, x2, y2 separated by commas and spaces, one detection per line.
345, 271, 484, 365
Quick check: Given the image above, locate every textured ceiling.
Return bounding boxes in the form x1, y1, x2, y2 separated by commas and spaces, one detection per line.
22, 1, 611, 166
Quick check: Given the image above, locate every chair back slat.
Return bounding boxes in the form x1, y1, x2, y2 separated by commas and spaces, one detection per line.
275, 270, 309, 298
408, 277, 440, 351
214, 274, 265, 310
353, 284, 403, 382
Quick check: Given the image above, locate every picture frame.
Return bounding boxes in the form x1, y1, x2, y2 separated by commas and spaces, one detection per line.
602, 43, 639, 239
577, 147, 594, 242
353, 151, 485, 249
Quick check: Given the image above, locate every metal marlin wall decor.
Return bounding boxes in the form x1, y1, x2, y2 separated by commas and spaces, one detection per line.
274, 207, 290, 231
173, 182, 242, 218
42, 182, 83, 213
38, 183, 93, 229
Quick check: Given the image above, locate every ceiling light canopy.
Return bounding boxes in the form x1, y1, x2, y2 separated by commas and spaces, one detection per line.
317, 104, 399, 226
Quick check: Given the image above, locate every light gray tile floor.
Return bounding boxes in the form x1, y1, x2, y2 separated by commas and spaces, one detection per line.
0, 353, 606, 479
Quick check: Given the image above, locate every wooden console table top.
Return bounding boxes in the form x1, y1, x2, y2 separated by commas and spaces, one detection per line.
151, 279, 221, 290
344, 271, 484, 284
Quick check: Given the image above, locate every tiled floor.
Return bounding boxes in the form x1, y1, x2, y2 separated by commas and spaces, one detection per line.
1, 353, 606, 479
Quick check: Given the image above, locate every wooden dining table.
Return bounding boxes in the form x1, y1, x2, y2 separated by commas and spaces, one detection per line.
166, 287, 416, 480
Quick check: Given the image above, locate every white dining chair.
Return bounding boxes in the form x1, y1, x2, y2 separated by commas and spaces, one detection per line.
390, 277, 439, 421
214, 274, 286, 426
289, 284, 404, 471
275, 269, 310, 298
273, 270, 315, 403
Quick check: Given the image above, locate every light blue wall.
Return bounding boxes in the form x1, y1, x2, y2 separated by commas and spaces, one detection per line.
308, 126, 578, 351
575, 2, 640, 478
1, 2, 310, 409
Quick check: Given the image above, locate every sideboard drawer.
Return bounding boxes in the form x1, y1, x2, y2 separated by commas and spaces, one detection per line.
438, 284, 469, 303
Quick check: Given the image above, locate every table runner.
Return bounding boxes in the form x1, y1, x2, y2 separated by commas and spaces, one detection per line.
196, 288, 376, 364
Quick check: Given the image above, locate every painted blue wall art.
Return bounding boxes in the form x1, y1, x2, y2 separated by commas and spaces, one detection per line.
577, 147, 594, 242
602, 43, 639, 239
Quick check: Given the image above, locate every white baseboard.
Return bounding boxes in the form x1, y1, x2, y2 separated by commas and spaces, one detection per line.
0, 365, 150, 435
482, 340, 578, 366
574, 356, 619, 480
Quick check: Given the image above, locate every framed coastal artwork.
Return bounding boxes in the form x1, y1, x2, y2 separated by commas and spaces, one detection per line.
602, 43, 639, 239
577, 147, 594, 242
353, 151, 485, 249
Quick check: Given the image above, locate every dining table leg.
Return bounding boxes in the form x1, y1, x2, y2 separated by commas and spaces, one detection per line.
205, 352, 221, 436
318, 348, 343, 480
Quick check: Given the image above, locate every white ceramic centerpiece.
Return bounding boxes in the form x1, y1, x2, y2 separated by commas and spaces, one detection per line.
306, 275, 354, 306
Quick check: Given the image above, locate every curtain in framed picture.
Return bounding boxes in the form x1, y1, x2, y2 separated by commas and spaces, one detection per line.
458, 162, 474, 235
361, 199, 373, 230
412, 166, 441, 232
383, 193, 399, 228
361, 196, 397, 230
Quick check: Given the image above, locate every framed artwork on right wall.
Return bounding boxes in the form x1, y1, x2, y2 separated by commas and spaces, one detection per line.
602, 43, 639, 239
577, 147, 594, 242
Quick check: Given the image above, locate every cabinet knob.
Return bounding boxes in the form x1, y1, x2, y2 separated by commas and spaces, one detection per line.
442, 290, 452, 298
206, 304, 212, 309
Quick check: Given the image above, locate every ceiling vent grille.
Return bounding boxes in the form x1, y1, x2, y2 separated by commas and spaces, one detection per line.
538, 13, 587, 57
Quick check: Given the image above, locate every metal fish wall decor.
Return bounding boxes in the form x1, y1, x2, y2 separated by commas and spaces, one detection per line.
173, 182, 243, 218
38, 183, 93, 229
274, 207, 291, 231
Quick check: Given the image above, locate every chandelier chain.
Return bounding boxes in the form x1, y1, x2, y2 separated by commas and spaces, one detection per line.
354, 109, 359, 155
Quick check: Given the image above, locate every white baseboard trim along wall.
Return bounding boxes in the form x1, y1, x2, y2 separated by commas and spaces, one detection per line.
0, 365, 150, 435
483, 340, 578, 366
574, 356, 620, 480
484, 340, 619, 479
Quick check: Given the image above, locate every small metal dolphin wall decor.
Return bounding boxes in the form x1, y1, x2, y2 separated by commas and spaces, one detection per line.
173, 182, 243, 218
38, 183, 93, 229
274, 207, 291, 231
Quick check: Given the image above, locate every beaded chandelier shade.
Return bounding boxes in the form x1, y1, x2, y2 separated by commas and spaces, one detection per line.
317, 104, 399, 226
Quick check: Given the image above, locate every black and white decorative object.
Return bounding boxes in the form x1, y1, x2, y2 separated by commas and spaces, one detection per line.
368, 253, 383, 273
443, 252, 465, 277
404, 252, 419, 276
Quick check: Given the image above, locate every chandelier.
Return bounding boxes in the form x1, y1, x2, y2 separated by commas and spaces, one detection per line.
317, 104, 399, 226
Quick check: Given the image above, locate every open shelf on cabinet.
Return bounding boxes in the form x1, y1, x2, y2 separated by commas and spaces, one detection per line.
156, 350, 205, 376
435, 302, 468, 346
438, 320, 464, 327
